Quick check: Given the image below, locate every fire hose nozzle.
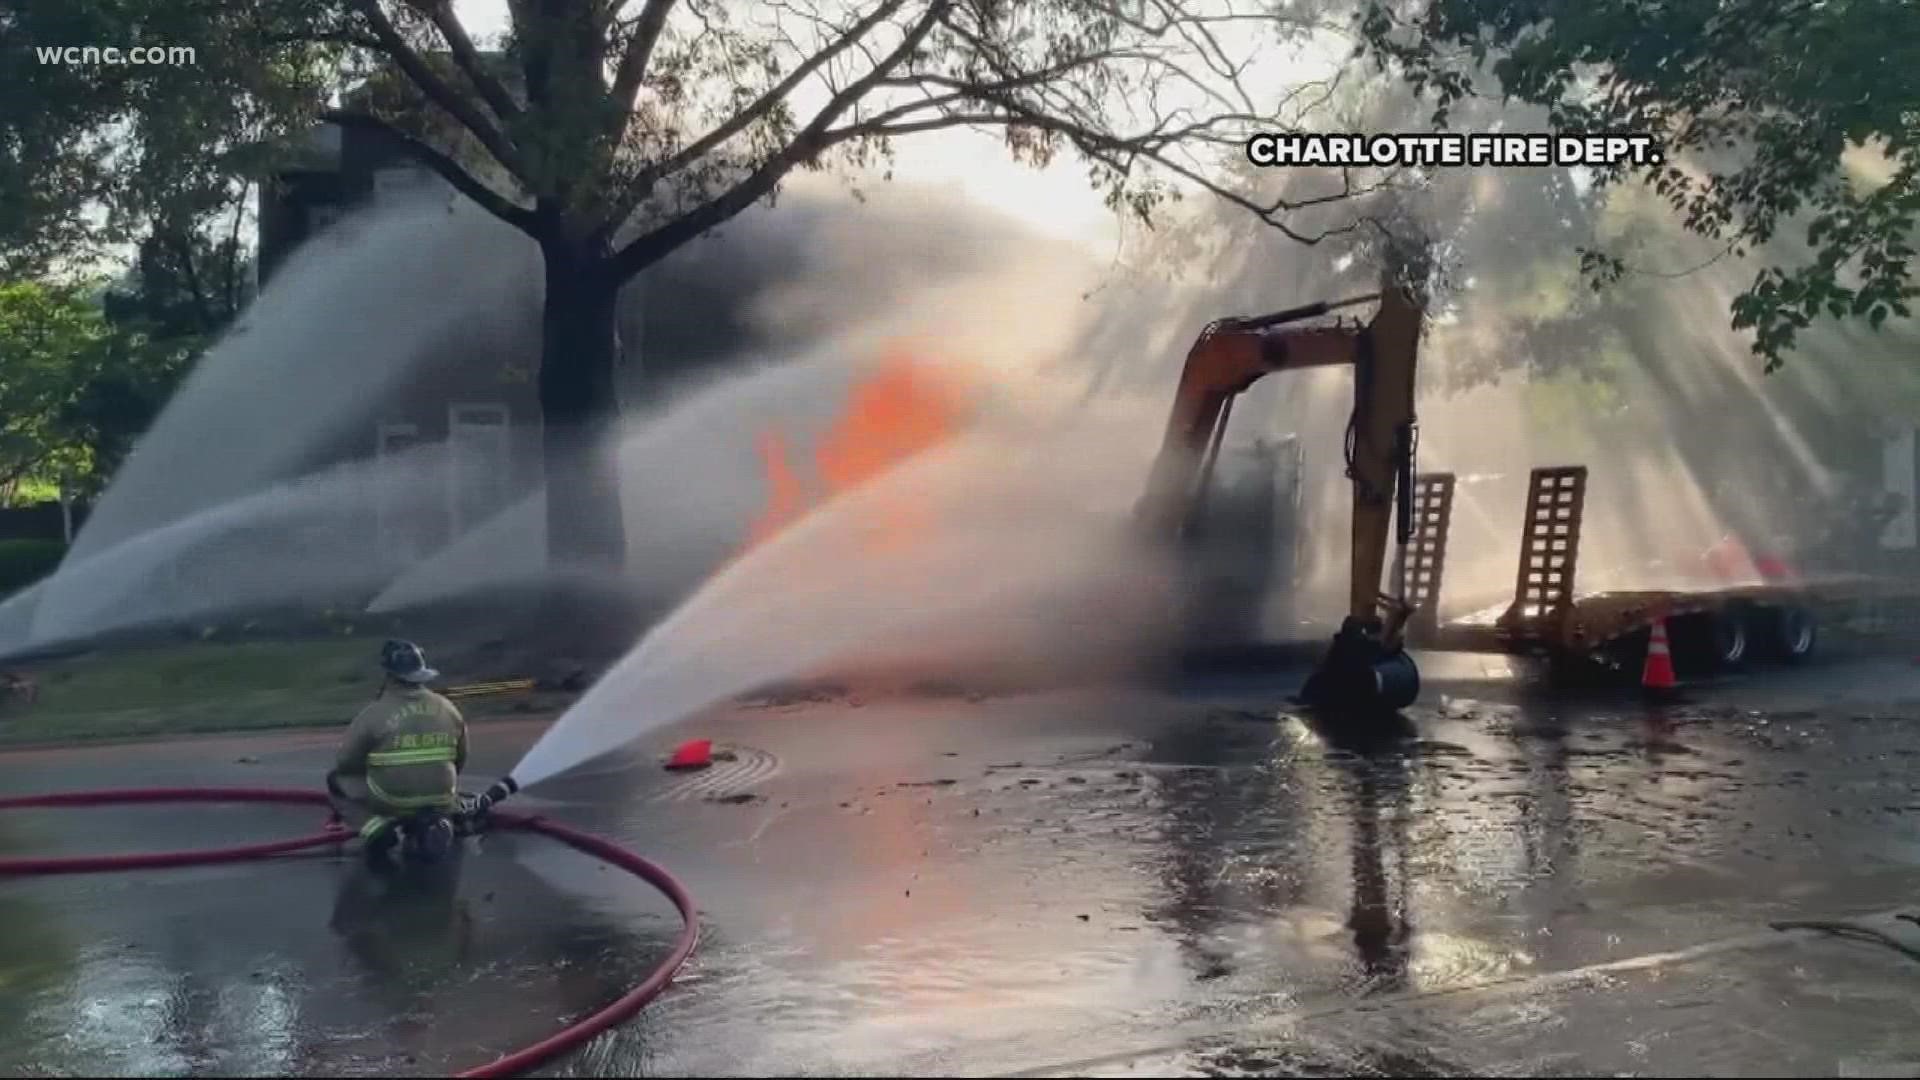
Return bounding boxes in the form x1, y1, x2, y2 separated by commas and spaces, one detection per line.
465, 776, 519, 823
480, 776, 518, 809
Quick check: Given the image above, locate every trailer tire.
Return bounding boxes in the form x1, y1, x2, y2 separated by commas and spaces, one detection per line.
1713, 610, 1751, 670
1757, 605, 1818, 664
1674, 610, 1748, 673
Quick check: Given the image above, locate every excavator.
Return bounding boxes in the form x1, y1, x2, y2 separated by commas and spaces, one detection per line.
1137, 244, 1433, 713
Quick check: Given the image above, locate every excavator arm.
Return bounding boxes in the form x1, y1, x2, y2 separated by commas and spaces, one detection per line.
1139, 317, 1367, 534
1140, 256, 1431, 712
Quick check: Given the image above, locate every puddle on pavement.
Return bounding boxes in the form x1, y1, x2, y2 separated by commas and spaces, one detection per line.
6, 684, 1920, 1075
0, 836, 678, 1076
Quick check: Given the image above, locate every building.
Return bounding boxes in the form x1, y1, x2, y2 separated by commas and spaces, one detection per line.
253, 89, 1065, 565
257, 117, 553, 557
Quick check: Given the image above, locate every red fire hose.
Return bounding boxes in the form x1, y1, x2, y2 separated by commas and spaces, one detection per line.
0, 786, 700, 1078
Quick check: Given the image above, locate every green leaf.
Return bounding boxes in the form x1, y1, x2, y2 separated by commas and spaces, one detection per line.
1389, 0, 1920, 372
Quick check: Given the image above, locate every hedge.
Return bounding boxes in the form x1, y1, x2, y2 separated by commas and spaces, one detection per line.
0, 539, 65, 597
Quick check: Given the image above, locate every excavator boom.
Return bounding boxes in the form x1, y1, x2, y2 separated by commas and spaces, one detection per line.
1140, 254, 1432, 713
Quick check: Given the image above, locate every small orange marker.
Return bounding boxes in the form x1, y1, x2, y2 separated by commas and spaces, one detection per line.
665, 739, 714, 771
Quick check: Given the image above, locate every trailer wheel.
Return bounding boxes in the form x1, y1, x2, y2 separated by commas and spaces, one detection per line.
1712, 611, 1750, 670
1757, 605, 1818, 664
1674, 611, 1748, 673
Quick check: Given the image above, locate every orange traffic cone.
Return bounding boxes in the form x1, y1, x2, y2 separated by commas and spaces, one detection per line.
1642, 616, 1677, 692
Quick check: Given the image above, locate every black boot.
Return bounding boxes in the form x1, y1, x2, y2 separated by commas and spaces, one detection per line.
363, 821, 401, 867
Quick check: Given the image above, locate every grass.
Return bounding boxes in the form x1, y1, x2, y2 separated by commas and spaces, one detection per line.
0, 636, 564, 747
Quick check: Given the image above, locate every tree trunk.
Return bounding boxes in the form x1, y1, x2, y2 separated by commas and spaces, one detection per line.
538, 250, 627, 573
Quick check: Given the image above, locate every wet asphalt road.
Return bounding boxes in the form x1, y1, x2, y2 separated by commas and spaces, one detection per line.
5, 654, 1920, 1077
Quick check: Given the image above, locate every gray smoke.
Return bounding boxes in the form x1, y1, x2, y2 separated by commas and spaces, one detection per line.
27, 66, 1918, 657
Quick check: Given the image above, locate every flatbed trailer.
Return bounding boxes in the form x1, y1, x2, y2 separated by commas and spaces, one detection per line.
1401, 465, 1914, 676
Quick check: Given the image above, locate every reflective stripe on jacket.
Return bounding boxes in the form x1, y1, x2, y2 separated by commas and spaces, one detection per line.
335, 687, 468, 812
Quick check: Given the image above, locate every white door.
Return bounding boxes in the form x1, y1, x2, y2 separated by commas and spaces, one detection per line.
375, 423, 426, 564
447, 404, 512, 537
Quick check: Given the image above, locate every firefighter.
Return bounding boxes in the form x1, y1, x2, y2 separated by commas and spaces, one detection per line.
326, 640, 469, 863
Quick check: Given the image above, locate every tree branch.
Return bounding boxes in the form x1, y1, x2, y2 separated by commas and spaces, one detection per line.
871, 50, 1147, 106
422, 0, 523, 122
610, 0, 680, 115
225, 184, 247, 315
347, 0, 530, 183
830, 99, 1384, 245
269, 29, 384, 49
321, 110, 540, 235
0, 460, 44, 494
603, 0, 920, 234
164, 229, 216, 332
606, 0, 951, 281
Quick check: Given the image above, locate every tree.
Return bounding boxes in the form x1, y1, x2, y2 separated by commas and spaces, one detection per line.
0, 281, 110, 500
1358, 0, 1920, 370
1, 1, 339, 278
0, 191, 241, 502
1096, 62, 1917, 573
71, 216, 248, 491
325, 0, 1403, 572
6, 0, 1387, 575
0, 271, 213, 505
113, 198, 256, 340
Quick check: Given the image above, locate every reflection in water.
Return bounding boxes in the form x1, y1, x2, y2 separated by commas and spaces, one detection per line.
1318, 714, 1418, 996
1636, 702, 1691, 761
1339, 749, 1415, 993
1144, 714, 1310, 984
0, 893, 75, 1052
1519, 711, 1577, 893
318, 840, 681, 1074
1131, 708, 1476, 1075
1137, 704, 1595, 1002
0, 833, 681, 1077
329, 853, 478, 987
1140, 709, 1427, 994
18, 676, 1887, 1077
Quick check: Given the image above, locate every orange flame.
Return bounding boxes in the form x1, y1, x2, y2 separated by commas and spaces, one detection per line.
737, 346, 971, 558
744, 429, 809, 550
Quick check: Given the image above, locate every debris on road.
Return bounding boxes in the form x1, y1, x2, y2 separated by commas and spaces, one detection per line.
666, 739, 715, 771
